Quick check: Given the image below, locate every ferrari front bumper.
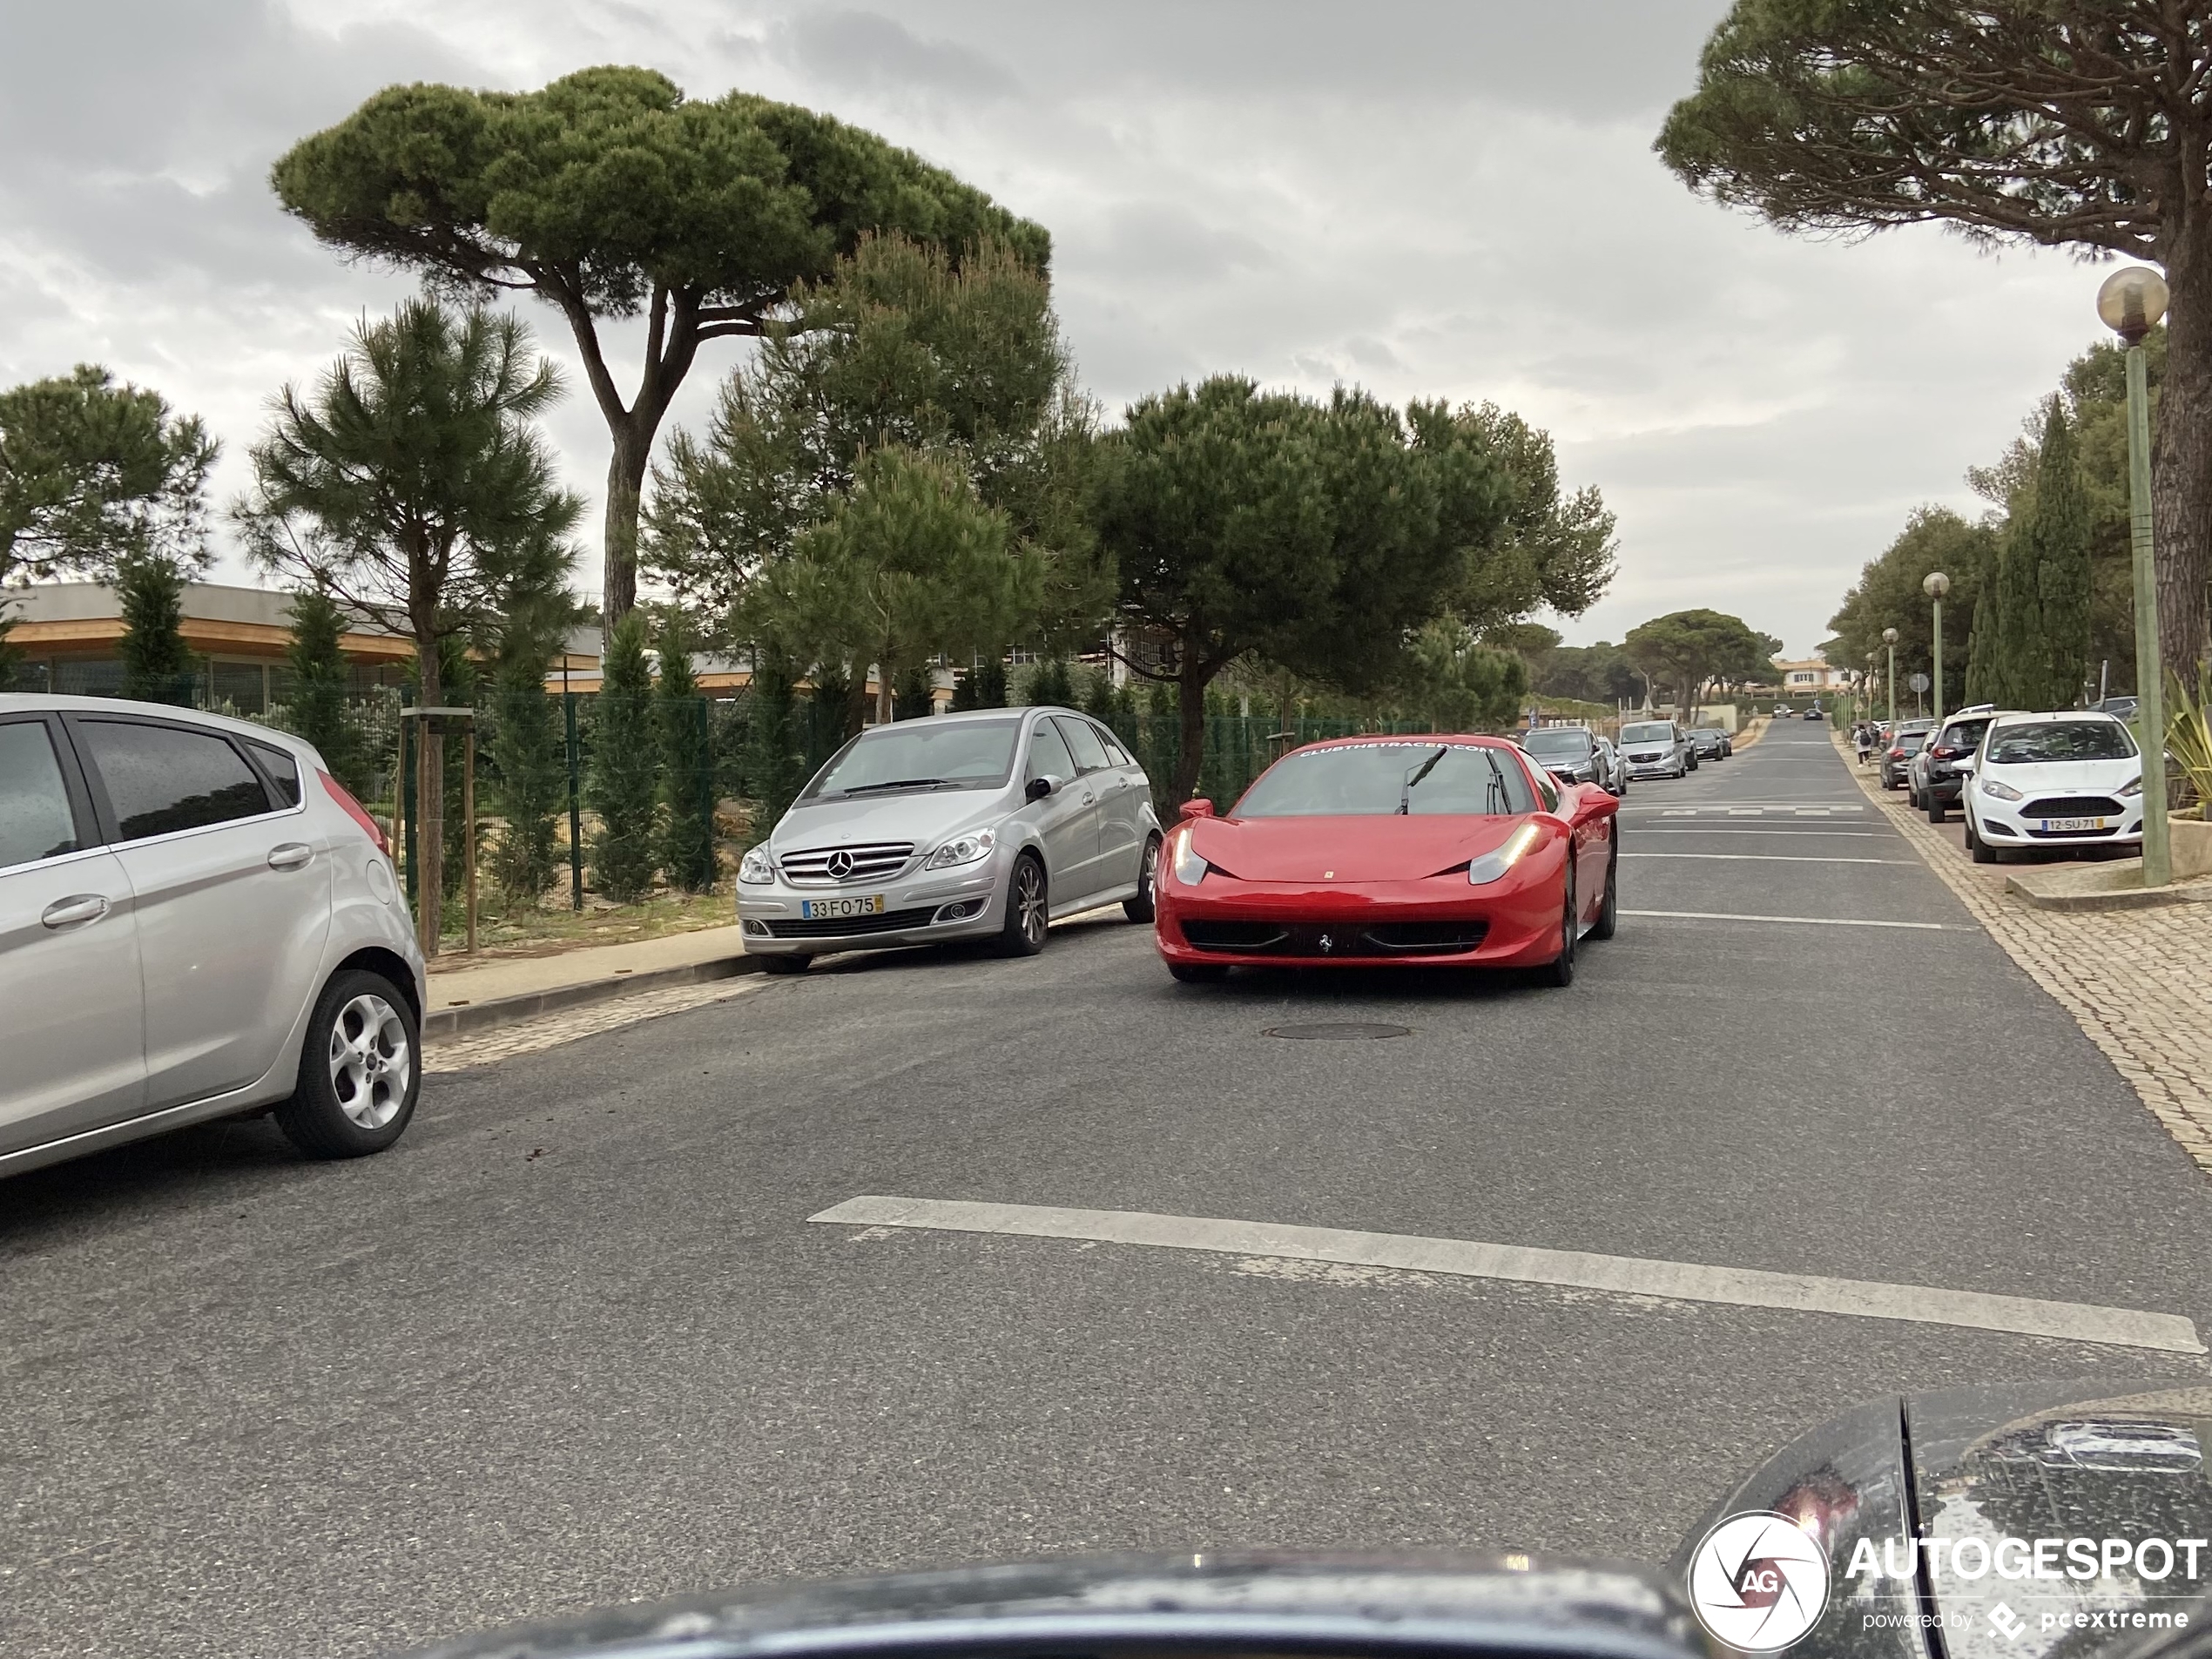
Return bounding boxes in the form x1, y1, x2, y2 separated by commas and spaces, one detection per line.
1155, 873, 1561, 970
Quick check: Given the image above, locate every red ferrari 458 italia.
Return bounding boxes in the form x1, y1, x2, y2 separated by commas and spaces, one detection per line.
1153, 734, 1619, 985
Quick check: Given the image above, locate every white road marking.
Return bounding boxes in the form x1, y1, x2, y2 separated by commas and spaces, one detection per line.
809, 1197, 2206, 1355
1624, 908, 1958, 931
1622, 853, 1916, 866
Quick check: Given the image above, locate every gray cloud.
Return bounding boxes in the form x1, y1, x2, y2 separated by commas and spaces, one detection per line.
0, 0, 2107, 652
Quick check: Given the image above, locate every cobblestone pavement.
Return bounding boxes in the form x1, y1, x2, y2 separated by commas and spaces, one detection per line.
1833, 728, 2212, 1176
422, 978, 770, 1073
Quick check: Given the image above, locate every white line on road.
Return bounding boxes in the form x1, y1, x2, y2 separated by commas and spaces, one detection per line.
1622, 853, 1916, 866
1624, 908, 1959, 931
808, 1197, 2205, 1355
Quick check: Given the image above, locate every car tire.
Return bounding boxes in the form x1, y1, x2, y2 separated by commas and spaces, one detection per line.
1927, 799, 1947, 825
1538, 874, 1577, 988
758, 954, 811, 975
1966, 816, 1996, 864
1589, 840, 1618, 941
996, 853, 1049, 956
275, 968, 421, 1161
1169, 961, 1229, 984
1123, 836, 1161, 923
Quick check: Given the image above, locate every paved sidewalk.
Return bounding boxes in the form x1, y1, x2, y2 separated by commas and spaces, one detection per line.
424, 923, 750, 1019
1832, 730, 2212, 1176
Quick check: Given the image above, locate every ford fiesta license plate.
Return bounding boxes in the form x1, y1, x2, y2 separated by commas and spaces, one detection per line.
800, 894, 887, 921
2040, 816, 2109, 833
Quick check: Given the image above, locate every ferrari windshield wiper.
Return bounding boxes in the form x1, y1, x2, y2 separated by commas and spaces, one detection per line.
1483, 752, 1509, 814
1398, 747, 1450, 814
836, 778, 957, 796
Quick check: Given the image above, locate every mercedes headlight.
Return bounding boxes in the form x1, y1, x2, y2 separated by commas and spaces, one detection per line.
1469, 822, 1544, 886
923, 828, 996, 869
738, 845, 777, 886
1171, 831, 1210, 887
1979, 777, 2025, 801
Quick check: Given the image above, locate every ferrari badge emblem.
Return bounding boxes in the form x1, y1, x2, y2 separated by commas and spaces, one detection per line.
1318, 934, 1334, 952
1324, 870, 1335, 879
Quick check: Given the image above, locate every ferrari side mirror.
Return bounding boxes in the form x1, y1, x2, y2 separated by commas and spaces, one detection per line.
1179, 799, 1216, 820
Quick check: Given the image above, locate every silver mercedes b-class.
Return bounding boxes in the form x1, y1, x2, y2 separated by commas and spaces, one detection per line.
737, 705, 1163, 972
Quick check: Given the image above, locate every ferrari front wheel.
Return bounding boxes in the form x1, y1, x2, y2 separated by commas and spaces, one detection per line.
1538, 874, 1577, 988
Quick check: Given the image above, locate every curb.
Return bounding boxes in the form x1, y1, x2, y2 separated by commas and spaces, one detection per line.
2004, 873, 2212, 913
422, 952, 762, 1040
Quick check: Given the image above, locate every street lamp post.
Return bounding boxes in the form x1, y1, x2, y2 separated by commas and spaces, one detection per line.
1923, 573, 1950, 724
1882, 627, 1898, 725
2097, 266, 2172, 888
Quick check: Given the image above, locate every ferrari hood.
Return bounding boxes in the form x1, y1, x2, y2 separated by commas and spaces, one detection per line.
1190, 815, 1534, 883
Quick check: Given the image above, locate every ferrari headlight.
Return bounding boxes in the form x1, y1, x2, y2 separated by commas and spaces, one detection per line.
1979, 776, 2025, 801
2120, 775, 2145, 798
923, 828, 996, 869
1469, 821, 1544, 886
1171, 831, 1210, 887
738, 845, 777, 886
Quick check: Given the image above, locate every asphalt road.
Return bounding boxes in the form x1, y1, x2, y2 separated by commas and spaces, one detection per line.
8, 715, 2211, 1659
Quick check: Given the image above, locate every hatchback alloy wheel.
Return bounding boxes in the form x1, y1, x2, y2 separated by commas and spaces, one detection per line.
328, 991, 413, 1129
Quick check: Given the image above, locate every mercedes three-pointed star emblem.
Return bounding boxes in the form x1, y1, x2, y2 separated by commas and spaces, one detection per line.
826, 850, 854, 879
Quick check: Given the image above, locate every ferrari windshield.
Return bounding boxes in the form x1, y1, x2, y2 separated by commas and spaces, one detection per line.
1619, 722, 1675, 745
799, 718, 1021, 799
1986, 719, 2136, 765
1235, 742, 1539, 817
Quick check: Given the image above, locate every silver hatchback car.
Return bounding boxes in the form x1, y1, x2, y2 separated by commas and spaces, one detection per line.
738, 705, 1163, 971
1, 694, 427, 1178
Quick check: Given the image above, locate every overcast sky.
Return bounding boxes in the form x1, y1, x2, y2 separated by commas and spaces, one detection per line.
0, 0, 2114, 656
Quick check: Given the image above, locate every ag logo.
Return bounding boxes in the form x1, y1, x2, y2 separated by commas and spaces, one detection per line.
1686, 1512, 1831, 1652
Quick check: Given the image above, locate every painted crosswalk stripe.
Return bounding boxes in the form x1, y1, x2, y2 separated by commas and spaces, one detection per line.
808, 1197, 2205, 1354
1623, 908, 1957, 931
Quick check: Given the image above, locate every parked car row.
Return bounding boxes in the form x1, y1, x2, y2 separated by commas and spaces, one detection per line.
1869, 704, 2151, 860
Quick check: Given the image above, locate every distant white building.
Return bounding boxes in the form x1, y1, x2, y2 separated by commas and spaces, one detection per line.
1771, 655, 1851, 694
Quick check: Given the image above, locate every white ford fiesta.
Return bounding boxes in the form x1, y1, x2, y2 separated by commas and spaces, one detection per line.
1958, 709, 2146, 864
1, 694, 427, 1178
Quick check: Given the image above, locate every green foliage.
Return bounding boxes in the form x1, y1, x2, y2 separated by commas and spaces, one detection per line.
0, 365, 219, 585
486, 596, 572, 904
743, 648, 808, 836
285, 587, 364, 791
657, 617, 718, 893
1025, 654, 1075, 707
1447, 404, 1616, 629
752, 446, 1034, 725
894, 663, 934, 720
273, 66, 1049, 624
647, 233, 1094, 691
1829, 507, 1997, 698
116, 555, 194, 705
2167, 667, 2212, 814
1534, 640, 1642, 705
236, 294, 582, 947
1398, 619, 1529, 732
588, 612, 660, 901
1621, 609, 1772, 711
1977, 399, 2093, 711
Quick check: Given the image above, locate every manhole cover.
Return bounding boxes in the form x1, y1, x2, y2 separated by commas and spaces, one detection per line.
1263, 1022, 1413, 1041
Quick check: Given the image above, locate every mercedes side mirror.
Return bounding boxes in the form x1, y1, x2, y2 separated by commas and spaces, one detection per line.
1025, 775, 1056, 802
1179, 799, 1216, 820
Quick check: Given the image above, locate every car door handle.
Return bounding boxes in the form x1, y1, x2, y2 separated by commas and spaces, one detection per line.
1081, 790, 1096, 805
41, 894, 110, 930
268, 842, 314, 871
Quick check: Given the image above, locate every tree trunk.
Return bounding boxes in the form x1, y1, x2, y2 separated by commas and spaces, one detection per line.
2155, 227, 2212, 678
415, 629, 445, 960
1174, 647, 1210, 805
601, 425, 651, 634
875, 658, 896, 725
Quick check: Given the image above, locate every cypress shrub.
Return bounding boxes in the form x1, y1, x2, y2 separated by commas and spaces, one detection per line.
657, 618, 718, 893
118, 555, 194, 705
588, 611, 659, 901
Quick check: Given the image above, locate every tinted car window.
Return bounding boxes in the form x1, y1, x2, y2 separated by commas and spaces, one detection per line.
1096, 728, 1134, 768
1986, 719, 2136, 765
248, 740, 302, 806
1054, 716, 1112, 772
78, 719, 272, 841
0, 723, 82, 871
1939, 719, 1993, 751
1620, 722, 1676, 745
1522, 730, 1592, 756
1028, 719, 1078, 782
1236, 743, 1537, 817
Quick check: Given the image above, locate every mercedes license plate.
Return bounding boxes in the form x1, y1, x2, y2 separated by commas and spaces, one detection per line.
800, 894, 887, 921
2040, 816, 2108, 833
